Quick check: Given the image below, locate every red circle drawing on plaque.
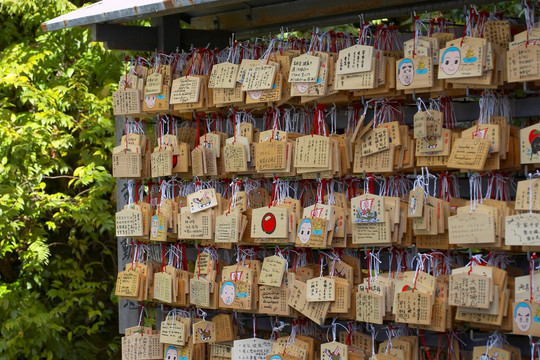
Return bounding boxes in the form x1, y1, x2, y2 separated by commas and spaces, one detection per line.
261, 213, 276, 234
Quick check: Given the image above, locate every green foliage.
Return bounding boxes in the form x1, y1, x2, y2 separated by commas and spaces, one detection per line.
0, 0, 122, 358
399, 0, 522, 29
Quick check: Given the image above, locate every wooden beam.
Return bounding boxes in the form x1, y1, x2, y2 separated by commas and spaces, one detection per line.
42, 0, 247, 32
153, 14, 182, 52
91, 21, 231, 52
92, 24, 158, 51
152, 15, 231, 52
179, 29, 231, 51
190, 0, 502, 39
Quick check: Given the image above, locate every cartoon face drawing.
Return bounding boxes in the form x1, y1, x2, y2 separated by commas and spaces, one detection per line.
248, 90, 263, 100
440, 47, 461, 75
296, 82, 309, 93
145, 94, 156, 108
398, 59, 414, 86
197, 324, 212, 341
514, 302, 532, 332
298, 219, 312, 244
165, 346, 178, 360
324, 346, 341, 360
220, 281, 236, 306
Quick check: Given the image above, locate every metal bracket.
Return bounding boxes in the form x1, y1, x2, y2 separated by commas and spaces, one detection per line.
523, 81, 540, 96
465, 86, 481, 99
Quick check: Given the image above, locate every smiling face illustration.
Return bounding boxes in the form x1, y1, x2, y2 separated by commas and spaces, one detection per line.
514, 302, 532, 332
440, 47, 461, 75
165, 346, 178, 360
296, 82, 309, 93
398, 59, 414, 86
248, 90, 263, 100
220, 281, 236, 306
298, 219, 312, 244
144, 94, 156, 108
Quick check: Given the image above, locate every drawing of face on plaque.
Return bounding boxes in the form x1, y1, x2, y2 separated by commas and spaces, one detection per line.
164, 345, 179, 360
397, 58, 414, 86
396, 56, 432, 90
297, 218, 312, 244
220, 281, 236, 306
438, 41, 483, 79
144, 94, 156, 109
512, 301, 540, 336
296, 82, 309, 94
295, 217, 327, 248
267, 355, 299, 360
218, 280, 251, 309
440, 46, 461, 75
248, 90, 263, 100
514, 302, 532, 332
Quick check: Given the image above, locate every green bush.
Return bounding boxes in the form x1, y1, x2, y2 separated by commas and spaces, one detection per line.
0, 1, 122, 358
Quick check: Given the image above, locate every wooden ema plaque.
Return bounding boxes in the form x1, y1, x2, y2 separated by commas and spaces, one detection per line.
242, 64, 277, 91
288, 279, 330, 326
251, 207, 289, 239
193, 320, 216, 344
115, 208, 143, 237
233, 338, 274, 360
112, 89, 142, 115
447, 138, 490, 171
396, 56, 433, 90
218, 280, 252, 310
306, 277, 335, 302
288, 54, 321, 83
520, 123, 540, 164
209, 62, 239, 89
259, 285, 290, 316
113, 150, 142, 178
295, 217, 328, 247
512, 300, 540, 336
160, 316, 186, 346
258, 255, 286, 287
321, 342, 348, 360
351, 194, 385, 224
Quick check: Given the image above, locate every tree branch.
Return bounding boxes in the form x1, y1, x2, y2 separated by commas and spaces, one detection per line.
43, 175, 78, 179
